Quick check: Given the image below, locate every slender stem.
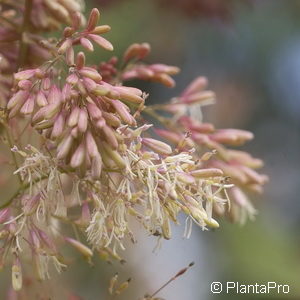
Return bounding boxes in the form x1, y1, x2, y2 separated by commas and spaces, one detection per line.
3, 123, 22, 184
16, 0, 33, 70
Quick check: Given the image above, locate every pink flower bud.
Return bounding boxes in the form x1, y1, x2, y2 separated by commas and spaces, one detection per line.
86, 8, 100, 32
78, 108, 88, 133
36, 91, 48, 107
80, 37, 94, 52
14, 69, 36, 81
91, 154, 102, 179
87, 102, 102, 120
114, 86, 144, 104
211, 129, 254, 146
48, 85, 62, 104
154, 129, 182, 144
159, 73, 176, 88
150, 64, 180, 75
51, 113, 66, 139
180, 90, 215, 104
83, 77, 97, 92
79, 67, 102, 82
76, 52, 85, 69
42, 77, 51, 90
62, 83, 72, 102
20, 95, 35, 114
86, 131, 99, 158
142, 138, 172, 155
18, 80, 32, 90
71, 12, 82, 31
70, 142, 86, 168
111, 100, 135, 126
58, 38, 72, 55
177, 172, 196, 184
182, 76, 208, 97
68, 106, 80, 127
102, 112, 121, 127
7, 90, 29, 110
66, 46, 75, 65
66, 73, 79, 85
102, 125, 118, 149
88, 34, 113, 51
57, 135, 73, 159
190, 168, 224, 178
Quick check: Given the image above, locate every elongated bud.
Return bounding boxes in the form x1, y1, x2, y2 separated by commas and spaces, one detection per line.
42, 77, 51, 90
68, 106, 80, 127
80, 37, 94, 52
91, 154, 102, 179
87, 103, 102, 120
181, 90, 215, 105
66, 73, 79, 85
102, 125, 118, 149
71, 12, 82, 30
66, 46, 75, 65
57, 135, 73, 159
14, 69, 36, 81
64, 237, 93, 258
111, 100, 135, 126
85, 131, 98, 158
86, 8, 100, 32
102, 112, 121, 127
190, 168, 224, 178
48, 85, 62, 104
63, 26, 74, 38
12, 257, 22, 291
7, 90, 29, 110
76, 52, 85, 69
142, 138, 172, 155
88, 34, 113, 51
58, 39, 72, 55
51, 113, 66, 139
70, 142, 85, 168
92, 25, 111, 34
211, 129, 254, 146
177, 172, 195, 184
182, 76, 208, 96
20, 95, 35, 114
36, 91, 48, 107
79, 68, 102, 82
32, 102, 61, 124
114, 86, 144, 104
77, 108, 87, 133
150, 64, 180, 75
18, 80, 32, 90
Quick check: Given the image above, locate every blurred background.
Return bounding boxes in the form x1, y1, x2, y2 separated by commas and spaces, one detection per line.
61, 0, 300, 299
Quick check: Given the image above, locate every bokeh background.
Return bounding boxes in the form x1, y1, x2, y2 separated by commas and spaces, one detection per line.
47, 0, 300, 299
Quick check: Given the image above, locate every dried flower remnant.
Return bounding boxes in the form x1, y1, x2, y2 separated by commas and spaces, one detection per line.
0, 1, 267, 296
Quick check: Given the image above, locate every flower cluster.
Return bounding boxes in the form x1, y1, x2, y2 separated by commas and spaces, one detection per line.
0, 0, 267, 296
